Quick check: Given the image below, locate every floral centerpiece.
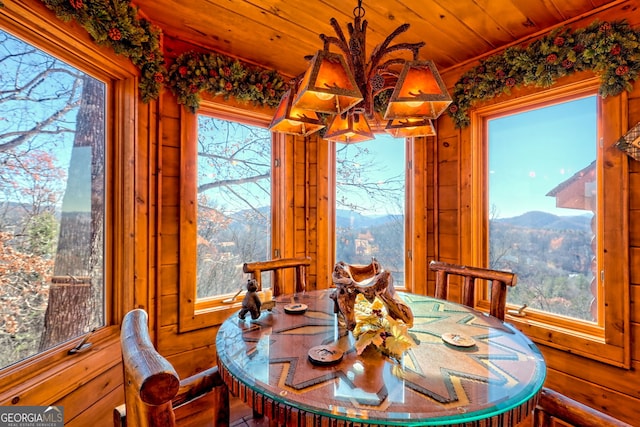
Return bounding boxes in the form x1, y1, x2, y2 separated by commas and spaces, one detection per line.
352, 293, 416, 362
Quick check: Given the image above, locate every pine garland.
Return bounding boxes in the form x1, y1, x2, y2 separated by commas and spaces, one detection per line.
37, 0, 287, 110
40, 0, 165, 103
34, 2, 639, 119
448, 20, 640, 128
167, 51, 287, 113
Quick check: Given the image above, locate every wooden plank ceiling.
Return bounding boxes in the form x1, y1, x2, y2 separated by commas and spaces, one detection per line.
134, 0, 621, 77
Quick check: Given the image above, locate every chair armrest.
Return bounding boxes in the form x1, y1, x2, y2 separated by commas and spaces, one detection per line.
173, 366, 227, 407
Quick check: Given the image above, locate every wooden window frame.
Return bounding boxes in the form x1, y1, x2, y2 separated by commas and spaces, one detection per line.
178, 100, 276, 331
0, 1, 137, 382
469, 78, 630, 367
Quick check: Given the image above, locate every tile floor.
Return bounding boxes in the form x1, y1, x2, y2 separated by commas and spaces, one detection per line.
230, 396, 271, 427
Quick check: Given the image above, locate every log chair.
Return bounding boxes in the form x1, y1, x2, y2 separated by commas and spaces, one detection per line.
534, 387, 632, 427
242, 256, 311, 296
114, 309, 229, 427
429, 260, 517, 320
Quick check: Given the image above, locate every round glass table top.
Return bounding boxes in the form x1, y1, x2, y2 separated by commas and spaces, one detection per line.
216, 290, 546, 426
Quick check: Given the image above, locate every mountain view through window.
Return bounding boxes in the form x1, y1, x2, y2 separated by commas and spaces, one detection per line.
196, 116, 271, 299
488, 96, 598, 321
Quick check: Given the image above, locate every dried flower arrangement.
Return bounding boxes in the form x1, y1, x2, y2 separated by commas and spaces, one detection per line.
352, 293, 416, 362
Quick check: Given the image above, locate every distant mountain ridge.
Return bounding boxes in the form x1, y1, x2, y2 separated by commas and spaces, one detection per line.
335, 209, 592, 231
493, 210, 592, 231
225, 206, 591, 232
335, 209, 403, 229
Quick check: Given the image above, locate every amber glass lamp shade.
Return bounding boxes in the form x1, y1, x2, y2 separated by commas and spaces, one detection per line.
324, 113, 374, 144
385, 117, 436, 138
383, 60, 452, 120
269, 89, 325, 136
292, 50, 363, 115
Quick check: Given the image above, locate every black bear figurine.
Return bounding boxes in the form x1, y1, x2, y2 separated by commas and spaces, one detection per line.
238, 278, 262, 320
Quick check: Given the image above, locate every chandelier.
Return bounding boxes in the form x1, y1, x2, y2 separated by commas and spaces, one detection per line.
269, 0, 452, 143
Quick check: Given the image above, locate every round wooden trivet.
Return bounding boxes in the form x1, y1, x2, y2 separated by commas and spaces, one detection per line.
308, 345, 343, 365
441, 332, 476, 347
284, 303, 308, 314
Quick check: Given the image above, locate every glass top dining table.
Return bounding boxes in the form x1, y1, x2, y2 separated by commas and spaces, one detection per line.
215, 290, 546, 427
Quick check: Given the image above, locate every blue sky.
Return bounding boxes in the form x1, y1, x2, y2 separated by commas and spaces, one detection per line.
342, 96, 597, 220
488, 96, 597, 218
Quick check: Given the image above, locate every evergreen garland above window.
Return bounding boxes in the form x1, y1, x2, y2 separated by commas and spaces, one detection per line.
448, 21, 640, 128
34, 2, 639, 120
40, 0, 166, 103
38, 0, 287, 110
167, 51, 287, 113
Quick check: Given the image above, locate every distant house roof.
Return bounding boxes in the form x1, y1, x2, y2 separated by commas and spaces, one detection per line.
546, 160, 596, 211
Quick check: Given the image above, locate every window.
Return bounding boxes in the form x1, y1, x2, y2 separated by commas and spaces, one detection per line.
471, 80, 629, 366
488, 96, 598, 322
0, 29, 105, 369
335, 135, 406, 287
196, 115, 271, 299
180, 104, 273, 330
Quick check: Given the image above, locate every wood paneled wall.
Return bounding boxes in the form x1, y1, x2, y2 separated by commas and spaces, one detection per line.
432, 84, 640, 426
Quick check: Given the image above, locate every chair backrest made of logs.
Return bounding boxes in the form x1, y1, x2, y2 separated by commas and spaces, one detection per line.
242, 257, 311, 296
429, 260, 517, 321
117, 308, 229, 427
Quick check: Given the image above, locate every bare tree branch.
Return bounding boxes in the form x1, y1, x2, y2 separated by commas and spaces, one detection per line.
197, 172, 270, 193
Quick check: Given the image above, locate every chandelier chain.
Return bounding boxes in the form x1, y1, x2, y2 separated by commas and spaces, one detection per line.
354, 0, 365, 19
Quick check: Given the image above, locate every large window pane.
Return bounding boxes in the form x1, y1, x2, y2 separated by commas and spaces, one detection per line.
196, 116, 271, 299
0, 30, 105, 368
488, 96, 597, 321
335, 135, 405, 286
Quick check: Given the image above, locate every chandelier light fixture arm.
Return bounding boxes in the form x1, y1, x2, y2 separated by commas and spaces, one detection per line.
319, 16, 364, 85
321, 16, 426, 117
320, 18, 350, 54
368, 23, 423, 62
371, 58, 406, 84
373, 40, 425, 62
367, 51, 423, 93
